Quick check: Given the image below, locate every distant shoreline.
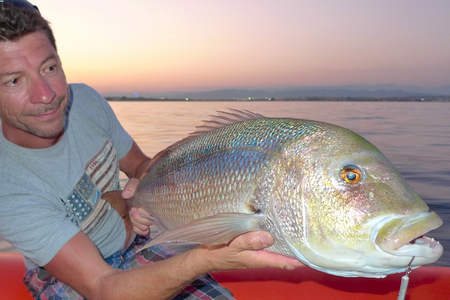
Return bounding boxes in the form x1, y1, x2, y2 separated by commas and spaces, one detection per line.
106, 96, 450, 102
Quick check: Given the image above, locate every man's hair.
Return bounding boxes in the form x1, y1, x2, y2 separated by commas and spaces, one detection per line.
0, 1, 56, 49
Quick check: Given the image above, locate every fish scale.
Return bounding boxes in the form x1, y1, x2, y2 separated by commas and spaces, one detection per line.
139, 118, 315, 222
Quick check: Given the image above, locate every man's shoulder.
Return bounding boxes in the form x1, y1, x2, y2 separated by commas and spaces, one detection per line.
69, 83, 103, 102
69, 82, 96, 92
66, 83, 114, 137
68, 83, 108, 115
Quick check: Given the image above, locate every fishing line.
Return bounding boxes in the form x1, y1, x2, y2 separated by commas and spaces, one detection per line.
397, 256, 415, 300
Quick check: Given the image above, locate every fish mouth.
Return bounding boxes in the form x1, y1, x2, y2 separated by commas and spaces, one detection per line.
374, 211, 443, 260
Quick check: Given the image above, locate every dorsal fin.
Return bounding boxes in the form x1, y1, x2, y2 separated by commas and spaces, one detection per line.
192, 109, 265, 136
148, 109, 265, 163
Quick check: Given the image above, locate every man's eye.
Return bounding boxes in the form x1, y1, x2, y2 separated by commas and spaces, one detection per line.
44, 64, 57, 73
4, 77, 19, 86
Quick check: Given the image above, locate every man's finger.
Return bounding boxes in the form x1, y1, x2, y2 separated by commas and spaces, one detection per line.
229, 231, 274, 251
242, 250, 304, 270
122, 178, 140, 199
133, 225, 149, 236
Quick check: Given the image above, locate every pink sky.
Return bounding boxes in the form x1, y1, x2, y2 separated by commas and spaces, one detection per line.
36, 0, 450, 95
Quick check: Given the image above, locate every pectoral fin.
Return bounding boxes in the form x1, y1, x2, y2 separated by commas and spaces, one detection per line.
139, 213, 264, 252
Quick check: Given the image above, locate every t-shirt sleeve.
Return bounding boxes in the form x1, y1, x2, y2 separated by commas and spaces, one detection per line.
0, 191, 79, 266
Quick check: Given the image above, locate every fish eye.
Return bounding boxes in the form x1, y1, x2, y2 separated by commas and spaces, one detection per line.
340, 165, 362, 184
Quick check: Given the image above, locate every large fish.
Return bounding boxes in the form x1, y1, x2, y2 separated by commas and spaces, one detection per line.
132, 110, 443, 278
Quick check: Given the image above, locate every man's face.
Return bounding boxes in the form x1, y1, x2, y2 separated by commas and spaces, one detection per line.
0, 30, 68, 148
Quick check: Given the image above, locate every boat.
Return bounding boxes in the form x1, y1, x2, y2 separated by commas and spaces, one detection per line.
1, 252, 449, 299
213, 266, 450, 299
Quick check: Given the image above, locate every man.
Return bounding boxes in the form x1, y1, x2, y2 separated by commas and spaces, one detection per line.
0, 1, 302, 299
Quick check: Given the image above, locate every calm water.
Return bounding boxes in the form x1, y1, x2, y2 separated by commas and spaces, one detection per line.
2, 101, 449, 267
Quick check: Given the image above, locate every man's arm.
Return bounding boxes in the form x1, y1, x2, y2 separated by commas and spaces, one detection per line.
44, 229, 302, 300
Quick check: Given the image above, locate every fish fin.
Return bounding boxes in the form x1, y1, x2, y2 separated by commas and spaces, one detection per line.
139, 213, 264, 252
147, 215, 168, 239
145, 109, 265, 165
139, 109, 266, 181
192, 109, 265, 135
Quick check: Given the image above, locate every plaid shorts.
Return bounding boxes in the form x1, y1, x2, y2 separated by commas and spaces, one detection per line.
23, 235, 234, 300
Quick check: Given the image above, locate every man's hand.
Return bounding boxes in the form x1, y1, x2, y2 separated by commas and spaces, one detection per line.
192, 231, 304, 272
121, 177, 140, 199
121, 178, 152, 236
129, 207, 152, 236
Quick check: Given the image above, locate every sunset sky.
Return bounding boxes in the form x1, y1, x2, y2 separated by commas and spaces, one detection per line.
35, 0, 450, 96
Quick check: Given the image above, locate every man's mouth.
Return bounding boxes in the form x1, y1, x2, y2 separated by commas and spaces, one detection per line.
29, 97, 65, 119
32, 107, 60, 120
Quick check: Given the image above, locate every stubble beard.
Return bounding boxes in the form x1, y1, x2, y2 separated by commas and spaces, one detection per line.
19, 95, 68, 139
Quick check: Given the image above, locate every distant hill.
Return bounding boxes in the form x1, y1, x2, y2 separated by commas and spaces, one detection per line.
106, 85, 450, 101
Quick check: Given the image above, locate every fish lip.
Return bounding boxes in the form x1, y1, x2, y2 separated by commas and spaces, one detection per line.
372, 211, 443, 257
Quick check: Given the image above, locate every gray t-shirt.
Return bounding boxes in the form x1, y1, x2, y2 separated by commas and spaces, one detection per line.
0, 83, 133, 269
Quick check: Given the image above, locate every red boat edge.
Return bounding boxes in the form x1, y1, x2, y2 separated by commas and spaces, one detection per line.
1, 252, 449, 300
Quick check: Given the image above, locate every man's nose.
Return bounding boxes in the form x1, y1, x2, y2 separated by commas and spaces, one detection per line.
30, 76, 55, 104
